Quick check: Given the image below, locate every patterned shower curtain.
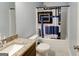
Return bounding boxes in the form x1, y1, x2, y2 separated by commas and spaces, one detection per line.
37, 7, 61, 39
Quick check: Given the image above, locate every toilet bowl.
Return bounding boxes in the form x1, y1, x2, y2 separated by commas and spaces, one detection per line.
36, 43, 50, 56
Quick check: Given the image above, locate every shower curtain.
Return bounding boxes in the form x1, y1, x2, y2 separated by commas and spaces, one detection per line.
37, 7, 61, 39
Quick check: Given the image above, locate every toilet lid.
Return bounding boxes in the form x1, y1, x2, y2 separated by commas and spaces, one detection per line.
36, 43, 50, 52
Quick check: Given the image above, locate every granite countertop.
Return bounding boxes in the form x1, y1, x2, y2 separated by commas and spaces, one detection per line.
0, 38, 36, 56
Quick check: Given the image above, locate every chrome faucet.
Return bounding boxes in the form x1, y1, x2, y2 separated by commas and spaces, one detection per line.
0, 34, 6, 48
0, 35, 6, 48
0, 40, 4, 47
0, 40, 6, 48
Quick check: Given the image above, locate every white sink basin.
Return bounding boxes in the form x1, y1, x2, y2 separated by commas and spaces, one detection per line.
0, 44, 24, 56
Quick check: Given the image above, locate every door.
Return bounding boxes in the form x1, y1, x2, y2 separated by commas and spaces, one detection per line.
75, 2, 79, 56
67, 2, 78, 56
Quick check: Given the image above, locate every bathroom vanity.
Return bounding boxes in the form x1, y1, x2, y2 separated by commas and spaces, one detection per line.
0, 38, 36, 56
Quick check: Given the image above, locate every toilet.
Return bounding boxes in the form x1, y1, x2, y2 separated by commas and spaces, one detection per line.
36, 43, 50, 56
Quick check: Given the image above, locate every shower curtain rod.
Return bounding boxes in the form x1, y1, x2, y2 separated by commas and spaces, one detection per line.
36, 5, 70, 9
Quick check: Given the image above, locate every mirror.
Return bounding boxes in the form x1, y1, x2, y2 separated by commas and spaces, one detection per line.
0, 2, 16, 38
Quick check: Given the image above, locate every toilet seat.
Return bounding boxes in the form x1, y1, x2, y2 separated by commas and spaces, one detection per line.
36, 43, 50, 56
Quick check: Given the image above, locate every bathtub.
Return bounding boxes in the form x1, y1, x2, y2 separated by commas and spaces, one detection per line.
38, 38, 71, 56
